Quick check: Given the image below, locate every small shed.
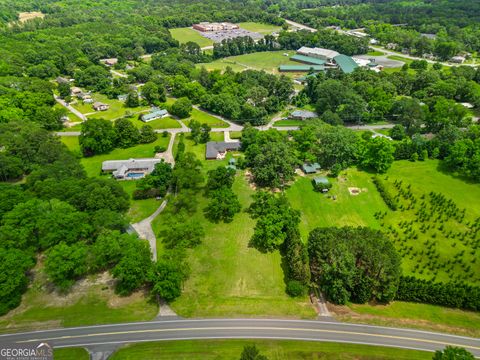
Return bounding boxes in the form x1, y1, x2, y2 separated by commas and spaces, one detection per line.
302, 163, 321, 174
312, 176, 331, 192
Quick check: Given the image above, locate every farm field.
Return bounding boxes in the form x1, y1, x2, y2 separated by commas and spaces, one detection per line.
238, 22, 282, 34
339, 301, 480, 338
287, 160, 480, 285
109, 339, 431, 360
169, 27, 213, 48
153, 135, 315, 318
197, 50, 296, 74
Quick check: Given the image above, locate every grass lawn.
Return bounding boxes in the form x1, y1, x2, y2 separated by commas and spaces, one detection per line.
71, 93, 149, 121
53, 348, 89, 360
152, 135, 315, 318
0, 265, 157, 334
170, 27, 213, 48
367, 50, 385, 56
340, 301, 480, 338
197, 60, 247, 73
386, 55, 413, 65
184, 108, 229, 128
238, 22, 282, 34
197, 50, 296, 74
60, 136, 80, 153
54, 103, 83, 123
80, 135, 170, 177
286, 168, 386, 239
110, 340, 431, 360
121, 180, 164, 223
274, 119, 304, 127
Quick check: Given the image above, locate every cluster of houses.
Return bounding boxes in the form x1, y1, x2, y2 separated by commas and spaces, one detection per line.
279, 47, 383, 75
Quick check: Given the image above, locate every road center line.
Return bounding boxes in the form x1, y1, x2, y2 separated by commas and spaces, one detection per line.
18, 327, 480, 351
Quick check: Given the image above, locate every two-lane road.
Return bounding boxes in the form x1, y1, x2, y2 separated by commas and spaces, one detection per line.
1, 319, 479, 356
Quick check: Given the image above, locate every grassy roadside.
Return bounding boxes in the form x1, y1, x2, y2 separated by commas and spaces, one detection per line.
109, 339, 432, 360
333, 301, 480, 338
53, 348, 89, 360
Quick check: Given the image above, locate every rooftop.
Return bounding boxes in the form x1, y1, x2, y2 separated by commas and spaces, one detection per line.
298, 47, 340, 59
142, 108, 168, 121
291, 110, 318, 119
206, 141, 241, 159
279, 64, 325, 72
333, 54, 359, 74
290, 54, 326, 66
313, 176, 330, 185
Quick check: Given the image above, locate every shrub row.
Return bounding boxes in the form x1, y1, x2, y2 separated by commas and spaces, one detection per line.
372, 176, 398, 211
396, 276, 480, 312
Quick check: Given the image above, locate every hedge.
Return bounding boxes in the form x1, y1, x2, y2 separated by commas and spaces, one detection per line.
372, 176, 398, 211
396, 276, 480, 312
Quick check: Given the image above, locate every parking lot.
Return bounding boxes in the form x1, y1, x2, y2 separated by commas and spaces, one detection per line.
197, 28, 263, 42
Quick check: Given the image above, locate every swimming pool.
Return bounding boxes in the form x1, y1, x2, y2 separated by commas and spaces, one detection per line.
126, 172, 144, 179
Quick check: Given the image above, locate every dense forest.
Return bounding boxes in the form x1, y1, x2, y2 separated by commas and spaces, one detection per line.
283, 0, 480, 58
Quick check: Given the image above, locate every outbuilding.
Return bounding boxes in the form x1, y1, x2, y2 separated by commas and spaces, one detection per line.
312, 176, 331, 192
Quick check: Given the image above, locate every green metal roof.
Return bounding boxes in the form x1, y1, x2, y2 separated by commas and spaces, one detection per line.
313, 176, 330, 185
333, 54, 359, 74
279, 64, 325, 72
290, 54, 326, 65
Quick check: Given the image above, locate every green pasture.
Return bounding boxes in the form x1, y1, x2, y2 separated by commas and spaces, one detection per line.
184, 108, 229, 128
197, 50, 296, 74
345, 301, 480, 338
170, 27, 213, 48
238, 22, 282, 34
152, 135, 315, 318
110, 340, 431, 360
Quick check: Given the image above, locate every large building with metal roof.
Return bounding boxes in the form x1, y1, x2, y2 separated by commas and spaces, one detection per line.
333, 54, 359, 74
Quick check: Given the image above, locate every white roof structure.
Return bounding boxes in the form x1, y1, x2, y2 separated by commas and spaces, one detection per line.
102, 158, 161, 178
297, 47, 340, 60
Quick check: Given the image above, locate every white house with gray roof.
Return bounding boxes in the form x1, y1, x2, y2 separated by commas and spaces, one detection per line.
102, 158, 161, 179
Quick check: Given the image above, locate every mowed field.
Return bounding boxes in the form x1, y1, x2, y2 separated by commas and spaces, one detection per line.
237, 22, 282, 34
286, 168, 386, 238
197, 50, 296, 74
152, 135, 316, 318
109, 340, 431, 360
169, 27, 213, 48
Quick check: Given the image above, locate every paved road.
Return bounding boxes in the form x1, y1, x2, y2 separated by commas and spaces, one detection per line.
1, 319, 479, 356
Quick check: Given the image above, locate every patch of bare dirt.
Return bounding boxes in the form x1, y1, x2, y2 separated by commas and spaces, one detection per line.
18, 12, 45, 22
348, 187, 361, 195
